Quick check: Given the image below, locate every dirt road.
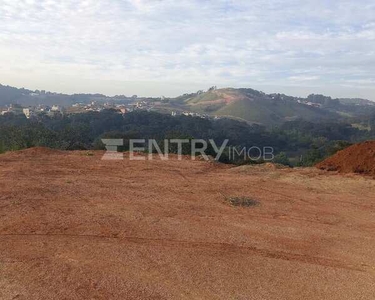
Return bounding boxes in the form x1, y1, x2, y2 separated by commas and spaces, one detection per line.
1, 148, 375, 299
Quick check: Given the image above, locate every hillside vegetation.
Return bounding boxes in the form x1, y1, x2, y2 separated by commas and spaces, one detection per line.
1, 110, 375, 166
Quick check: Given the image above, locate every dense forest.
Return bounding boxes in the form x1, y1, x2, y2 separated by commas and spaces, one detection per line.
1, 110, 374, 166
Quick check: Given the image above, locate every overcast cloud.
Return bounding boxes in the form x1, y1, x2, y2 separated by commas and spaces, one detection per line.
0, 0, 374, 99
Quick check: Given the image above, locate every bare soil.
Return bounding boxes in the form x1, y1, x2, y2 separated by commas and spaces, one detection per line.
1, 148, 375, 299
316, 141, 375, 176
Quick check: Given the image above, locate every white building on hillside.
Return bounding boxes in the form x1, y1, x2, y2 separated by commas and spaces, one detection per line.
23, 108, 32, 118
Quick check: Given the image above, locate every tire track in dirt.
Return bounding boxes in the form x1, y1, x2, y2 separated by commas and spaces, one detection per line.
0, 233, 361, 272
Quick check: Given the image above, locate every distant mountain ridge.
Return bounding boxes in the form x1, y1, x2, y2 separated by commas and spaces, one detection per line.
338, 98, 375, 106
1, 83, 374, 126
0, 84, 135, 107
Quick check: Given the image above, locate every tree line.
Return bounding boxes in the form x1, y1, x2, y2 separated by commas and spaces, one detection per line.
1, 110, 374, 166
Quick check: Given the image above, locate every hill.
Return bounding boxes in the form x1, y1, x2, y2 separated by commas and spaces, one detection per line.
1, 149, 375, 299
0, 84, 75, 107
0, 84, 132, 107
181, 88, 375, 126
2, 83, 375, 127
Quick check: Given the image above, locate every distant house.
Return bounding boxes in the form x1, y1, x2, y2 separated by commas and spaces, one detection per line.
51, 105, 60, 112
8, 104, 23, 115
23, 108, 32, 118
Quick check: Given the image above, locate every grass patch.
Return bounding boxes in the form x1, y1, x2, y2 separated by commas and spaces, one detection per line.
224, 196, 260, 207
84, 151, 94, 156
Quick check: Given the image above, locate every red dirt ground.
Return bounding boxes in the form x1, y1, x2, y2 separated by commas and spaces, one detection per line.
1, 148, 375, 299
316, 141, 375, 176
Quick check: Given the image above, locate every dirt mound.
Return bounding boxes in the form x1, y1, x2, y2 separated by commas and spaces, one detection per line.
230, 162, 290, 173
316, 141, 375, 176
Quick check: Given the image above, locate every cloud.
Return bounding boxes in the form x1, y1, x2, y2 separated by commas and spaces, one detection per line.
288, 76, 320, 82
0, 0, 374, 99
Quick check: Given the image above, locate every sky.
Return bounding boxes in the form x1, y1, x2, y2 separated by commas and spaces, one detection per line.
0, 0, 374, 100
